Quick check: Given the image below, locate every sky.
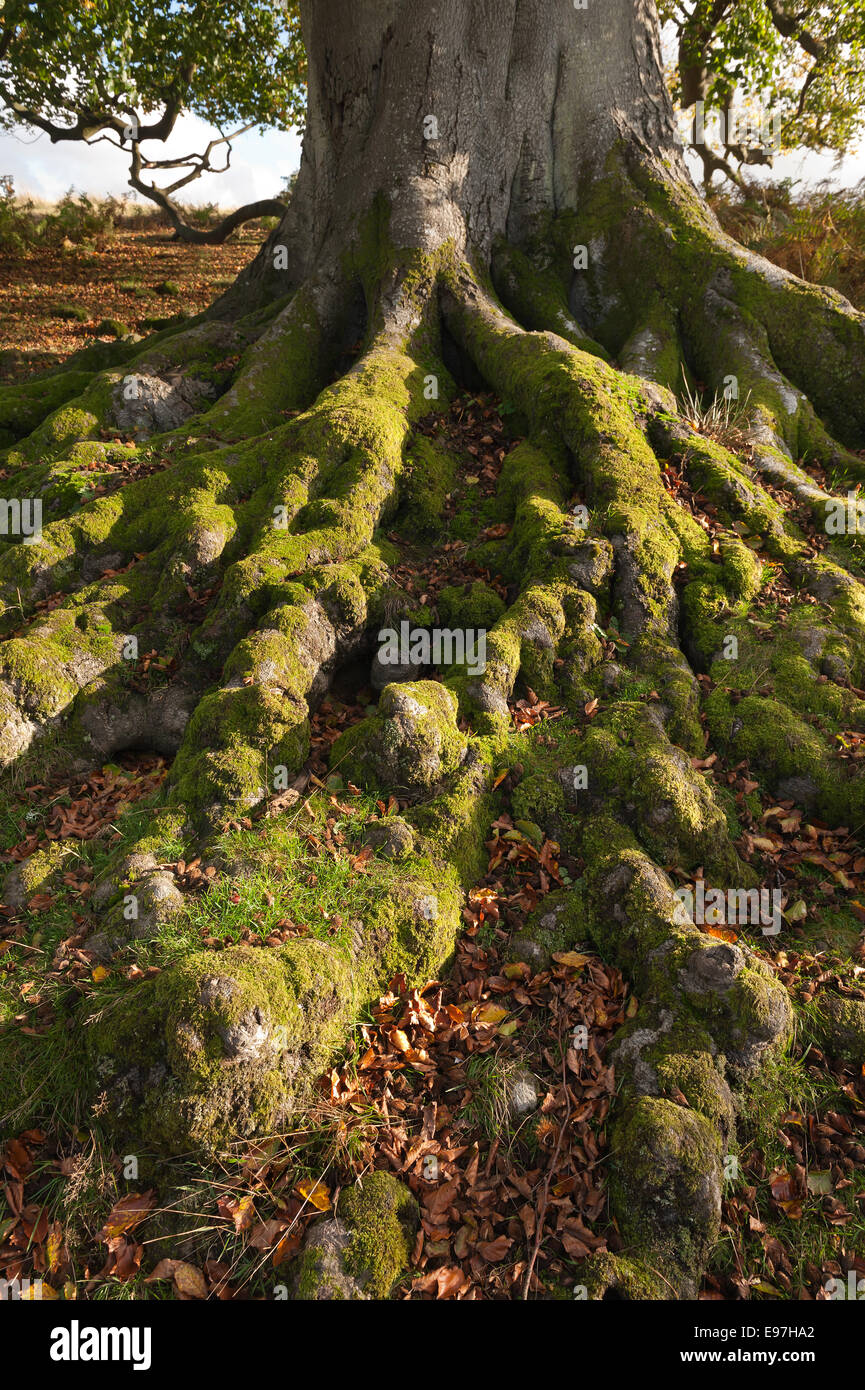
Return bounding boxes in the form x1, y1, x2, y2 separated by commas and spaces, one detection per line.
684, 141, 865, 194
0, 115, 303, 208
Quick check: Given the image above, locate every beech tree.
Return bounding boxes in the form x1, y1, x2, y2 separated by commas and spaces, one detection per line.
1, 0, 864, 1300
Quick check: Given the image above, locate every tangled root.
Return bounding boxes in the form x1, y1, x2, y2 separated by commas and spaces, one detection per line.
2, 184, 864, 1296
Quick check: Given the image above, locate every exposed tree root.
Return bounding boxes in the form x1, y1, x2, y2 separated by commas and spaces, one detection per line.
2, 182, 864, 1298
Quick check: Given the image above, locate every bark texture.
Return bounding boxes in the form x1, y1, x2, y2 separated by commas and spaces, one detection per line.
226, 0, 680, 310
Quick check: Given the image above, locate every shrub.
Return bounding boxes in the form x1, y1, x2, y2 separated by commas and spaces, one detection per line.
711, 178, 865, 310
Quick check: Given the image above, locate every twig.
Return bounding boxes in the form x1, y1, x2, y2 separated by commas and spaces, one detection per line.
522, 1021, 572, 1299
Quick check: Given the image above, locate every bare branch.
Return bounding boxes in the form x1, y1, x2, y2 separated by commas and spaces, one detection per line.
128, 141, 285, 245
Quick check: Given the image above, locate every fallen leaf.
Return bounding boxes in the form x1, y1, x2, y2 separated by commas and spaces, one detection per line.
98, 1191, 155, 1241
295, 1178, 331, 1212
552, 951, 591, 969
474, 1003, 509, 1024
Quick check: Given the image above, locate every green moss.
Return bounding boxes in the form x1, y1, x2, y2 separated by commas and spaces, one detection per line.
0, 635, 91, 719
332, 680, 467, 797
84, 837, 470, 1155
0, 373, 117, 476
88, 939, 355, 1155
609, 1096, 722, 1287
577, 705, 742, 879
491, 238, 611, 361
653, 1048, 734, 1135
399, 433, 457, 535
704, 688, 845, 816
510, 771, 566, 828
710, 959, 793, 1062
92, 811, 185, 887
370, 864, 464, 983
618, 300, 683, 392
0, 371, 94, 442
1, 840, 77, 903
507, 884, 586, 968
169, 682, 311, 828
167, 549, 394, 819
291, 1171, 417, 1301
440, 287, 702, 685
292, 1245, 349, 1301
437, 580, 506, 631
204, 286, 330, 437
734, 260, 865, 450
54, 303, 90, 322
340, 1172, 418, 1298
94, 318, 130, 340
579, 1250, 664, 1301
807, 993, 865, 1066
408, 746, 497, 885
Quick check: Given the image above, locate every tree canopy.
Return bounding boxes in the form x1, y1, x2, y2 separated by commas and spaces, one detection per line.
0, 0, 305, 239
661, 0, 865, 184
1, 1, 863, 222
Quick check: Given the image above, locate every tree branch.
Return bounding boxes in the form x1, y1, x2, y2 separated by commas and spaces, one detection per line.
128, 142, 285, 245
678, 0, 733, 107
764, 1, 826, 60
0, 60, 193, 145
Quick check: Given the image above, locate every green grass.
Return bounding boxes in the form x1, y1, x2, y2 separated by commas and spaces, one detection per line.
185, 792, 402, 949
0, 774, 407, 1135
460, 1051, 539, 1145
0, 1016, 95, 1135
708, 1041, 865, 1297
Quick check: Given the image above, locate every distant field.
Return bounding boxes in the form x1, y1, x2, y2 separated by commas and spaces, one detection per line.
711, 179, 865, 310
0, 219, 267, 383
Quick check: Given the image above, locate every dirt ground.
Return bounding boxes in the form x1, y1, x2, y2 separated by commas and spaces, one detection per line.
0, 224, 266, 383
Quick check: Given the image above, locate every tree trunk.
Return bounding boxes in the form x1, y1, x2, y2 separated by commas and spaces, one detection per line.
305, 0, 675, 252
2, 0, 865, 1303
235, 0, 683, 307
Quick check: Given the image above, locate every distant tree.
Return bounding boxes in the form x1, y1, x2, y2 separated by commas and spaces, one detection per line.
0, 0, 305, 241
660, 0, 865, 185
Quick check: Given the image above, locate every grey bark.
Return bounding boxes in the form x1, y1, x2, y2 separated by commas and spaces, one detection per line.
227, 0, 688, 310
